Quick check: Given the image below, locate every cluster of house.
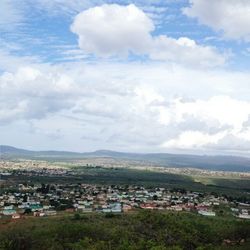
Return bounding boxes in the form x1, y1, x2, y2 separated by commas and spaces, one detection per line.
0, 183, 249, 220
0, 204, 56, 219
231, 207, 250, 219
0, 168, 71, 178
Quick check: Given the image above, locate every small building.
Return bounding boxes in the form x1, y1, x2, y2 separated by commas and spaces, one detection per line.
123, 204, 132, 212
238, 214, 250, 219
102, 208, 112, 213
45, 210, 57, 216
12, 213, 21, 219
198, 210, 216, 217
241, 209, 249, 215
65, 208, 75, 213
110, 203, 122, 213
81, 207, 93, 213
4, 205, 14, 210
231, 208, 239, 213
33, 211, 45, 217
171, 205, 183, 212
140, 203, 157, 210
30, 204, 43, 212
2, 209, 16, 216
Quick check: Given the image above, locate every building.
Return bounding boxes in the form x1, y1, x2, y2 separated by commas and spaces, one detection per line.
12, 213, 21, 219
238, 214, 250, 219
198, 210, 216, 217
2, 209, 16, 216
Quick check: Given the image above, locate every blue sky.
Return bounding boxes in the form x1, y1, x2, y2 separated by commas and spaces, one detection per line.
1, 0, 249, 67
0, 0, 250, 156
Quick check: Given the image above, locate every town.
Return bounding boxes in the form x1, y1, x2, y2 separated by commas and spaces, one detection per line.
1, 182, 249, 220
1, 159, 250, 179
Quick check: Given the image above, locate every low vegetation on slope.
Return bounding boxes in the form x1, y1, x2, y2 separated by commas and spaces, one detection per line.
0, 211, 250, 250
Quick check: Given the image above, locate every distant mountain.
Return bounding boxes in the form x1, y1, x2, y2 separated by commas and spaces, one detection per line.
1, 145, 250, 172
0, 145, 32, 155
0, 145, 82, 157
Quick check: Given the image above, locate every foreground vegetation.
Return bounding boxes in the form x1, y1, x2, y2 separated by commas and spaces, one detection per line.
0, 211, 250, 250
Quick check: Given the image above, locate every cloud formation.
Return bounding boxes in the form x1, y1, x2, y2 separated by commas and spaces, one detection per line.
71, 4, 226, 67
0, 66, 77, 123
1, 2, 250, 155
0, 0, 24, 29
183, 0, 250, 42
1, 62, 250, 154
71, 4, 153, 56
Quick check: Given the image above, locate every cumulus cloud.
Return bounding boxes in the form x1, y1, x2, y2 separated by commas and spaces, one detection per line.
160, 96, 250, 152
71, 4, 154, 56
0, 66, 78, 123
150, 36, 226, 67
160, 96, 250, 129
183, 0, 250, 42
71, 4, 226, 67
162, 131, 226, 149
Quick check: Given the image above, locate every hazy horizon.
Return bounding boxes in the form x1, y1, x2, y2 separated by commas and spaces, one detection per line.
1, 144, 250, 159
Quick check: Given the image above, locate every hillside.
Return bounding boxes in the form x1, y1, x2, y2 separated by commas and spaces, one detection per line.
1, 145, 250, 172
1, 211, 250, 250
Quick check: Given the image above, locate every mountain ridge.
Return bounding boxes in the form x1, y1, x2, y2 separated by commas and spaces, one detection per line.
1, 145, 250, 172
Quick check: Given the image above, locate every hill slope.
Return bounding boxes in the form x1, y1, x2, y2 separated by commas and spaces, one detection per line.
1, 145, 250, 172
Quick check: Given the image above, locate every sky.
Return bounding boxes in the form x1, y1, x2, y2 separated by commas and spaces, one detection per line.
0, 0, 250, 156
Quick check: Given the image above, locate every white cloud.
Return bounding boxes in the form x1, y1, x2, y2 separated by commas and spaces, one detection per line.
164, 96, 250, 129
160, 96, 250, 152
1, 62, 250, 154
162, 131, 226, 149
0, 66, 78, 123
0, 48, 40, 72
1, 1, 249, 156
183, 0, 250, 42
150, 36, 226, 67
0, 0, 24, 29
71, 4, 226, 67
71, 4, 154, 56
206, 133, 250, 153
